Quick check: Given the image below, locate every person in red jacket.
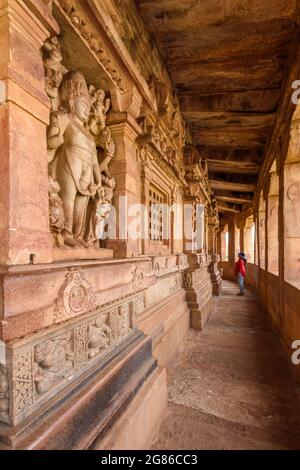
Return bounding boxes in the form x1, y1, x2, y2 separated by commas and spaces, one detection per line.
235, 252, 247, 296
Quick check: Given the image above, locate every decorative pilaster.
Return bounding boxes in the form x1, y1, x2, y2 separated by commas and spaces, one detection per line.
0, 0, 58, 265
106, 86, 143, 257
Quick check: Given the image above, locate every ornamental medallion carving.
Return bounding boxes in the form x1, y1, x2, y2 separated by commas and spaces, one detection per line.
54, 270, 95, 323
287, 182, 300, 201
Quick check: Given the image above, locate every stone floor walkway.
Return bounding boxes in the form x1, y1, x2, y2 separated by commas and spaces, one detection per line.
150, 281, 300, 450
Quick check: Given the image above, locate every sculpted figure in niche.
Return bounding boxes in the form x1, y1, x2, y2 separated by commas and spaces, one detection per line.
89, 86, 110, 136
34, 333, 74, 395
48, 71, 102, 248
48, 176, 65, 247
85, 186, 114, 246
42, 36, 67, 103
88, 317, 111, 359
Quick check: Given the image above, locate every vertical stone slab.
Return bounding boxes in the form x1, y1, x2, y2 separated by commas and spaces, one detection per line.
0, 0, 58, 265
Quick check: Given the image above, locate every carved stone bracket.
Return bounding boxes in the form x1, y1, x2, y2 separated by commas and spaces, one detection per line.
56, 0, 127, 92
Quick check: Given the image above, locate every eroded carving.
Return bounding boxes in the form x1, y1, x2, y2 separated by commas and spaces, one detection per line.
34, 332, 74, 395
42, 36, 66, 103
287, 182, 300, 201
183, 272, 193, 288
110, 304, 131, 341
88, 315, 111, 359
132, 267, 145, 290
0, 363, 9, 422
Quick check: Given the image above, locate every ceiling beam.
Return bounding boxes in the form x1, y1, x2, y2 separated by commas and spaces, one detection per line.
210, 179, 256, 192
192, 128, 267, 148
217, 204, 241, 214
179, 90, 280, 114
215, 195, 252, 205
183, 112, 276, 129
207, 159, 260, 174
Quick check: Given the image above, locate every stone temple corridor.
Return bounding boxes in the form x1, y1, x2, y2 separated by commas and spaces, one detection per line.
2, 0, 300, 451
151, 281, 300, 450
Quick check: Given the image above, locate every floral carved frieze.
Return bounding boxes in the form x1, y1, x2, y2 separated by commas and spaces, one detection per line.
4, 294, 138, 426
54, 270, 96, 323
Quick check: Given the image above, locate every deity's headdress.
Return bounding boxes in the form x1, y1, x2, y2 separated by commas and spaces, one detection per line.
59, 71, 91, 112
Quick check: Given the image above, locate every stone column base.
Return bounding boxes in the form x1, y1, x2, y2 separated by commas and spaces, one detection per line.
210, 255, 223, 296
210, 272, 222, 296
183, 254, 214, 331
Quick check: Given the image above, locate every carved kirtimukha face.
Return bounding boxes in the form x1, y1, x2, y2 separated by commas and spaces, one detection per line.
73, 98, 91, 123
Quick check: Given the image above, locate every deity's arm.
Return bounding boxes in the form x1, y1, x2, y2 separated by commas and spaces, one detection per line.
47, 113, 68, 150
93, 149, 102, 187
104, 98, 110, 115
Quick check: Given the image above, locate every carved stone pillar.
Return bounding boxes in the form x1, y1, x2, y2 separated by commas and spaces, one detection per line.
228, 220, 236, 276
268, 164, 279, 275
207, 218, 216, 255
140, 151, 151, 255
283, 110, 300, 283
244, 216, 255, 263
106, 87, 142, 257
183, 253, 213, 330
207, 216, 222, 295
183, 193, 195, 253
258, 193, 267, 270
0, 0, 57, 265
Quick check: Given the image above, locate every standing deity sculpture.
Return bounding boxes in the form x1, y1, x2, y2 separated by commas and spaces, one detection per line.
43, 36, 116, 251
48, 71, 102, 248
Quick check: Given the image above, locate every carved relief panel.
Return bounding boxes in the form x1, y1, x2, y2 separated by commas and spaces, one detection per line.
3, 294, 138, 426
